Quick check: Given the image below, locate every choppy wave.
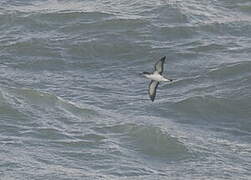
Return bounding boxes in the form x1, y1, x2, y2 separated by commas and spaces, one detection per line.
95, 123, 189, 159
1, 0, 251, 179
172, 95, 251, 121
0, 87, 98, 122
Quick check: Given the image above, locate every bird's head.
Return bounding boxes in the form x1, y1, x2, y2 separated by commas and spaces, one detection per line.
140, 72, 150, 77
142, 72, 150, 75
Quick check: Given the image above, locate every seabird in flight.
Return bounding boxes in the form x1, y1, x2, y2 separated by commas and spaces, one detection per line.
142, 56, 173, 102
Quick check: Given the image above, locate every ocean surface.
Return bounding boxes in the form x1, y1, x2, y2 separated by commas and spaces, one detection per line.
1, 0, 251, 179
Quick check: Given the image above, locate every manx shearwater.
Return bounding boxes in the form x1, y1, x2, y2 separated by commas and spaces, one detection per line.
142, 56, 173, 102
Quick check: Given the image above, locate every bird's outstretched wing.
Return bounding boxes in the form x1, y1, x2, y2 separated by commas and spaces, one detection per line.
154, 56, 166, 75
148, 80, 159, 102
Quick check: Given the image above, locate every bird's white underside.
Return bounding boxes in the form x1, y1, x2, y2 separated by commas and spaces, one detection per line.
144, 71, 170, 82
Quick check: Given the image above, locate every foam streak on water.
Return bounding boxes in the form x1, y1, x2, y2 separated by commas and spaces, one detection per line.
1, 0, 251, 179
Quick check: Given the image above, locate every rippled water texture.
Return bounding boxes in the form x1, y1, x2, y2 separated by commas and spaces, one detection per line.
0, 0, 251, 179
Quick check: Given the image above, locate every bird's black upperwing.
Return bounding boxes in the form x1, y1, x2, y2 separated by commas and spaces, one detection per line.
148, 80, 159, 102
154, 56, 166, 75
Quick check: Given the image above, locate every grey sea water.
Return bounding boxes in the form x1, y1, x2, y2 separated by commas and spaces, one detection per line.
1, 0, 251, 179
